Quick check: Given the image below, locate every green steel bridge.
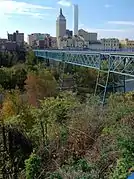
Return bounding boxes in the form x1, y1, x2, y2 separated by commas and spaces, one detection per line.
34, 49, 134, 104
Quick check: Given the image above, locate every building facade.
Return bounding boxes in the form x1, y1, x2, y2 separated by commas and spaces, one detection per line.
78, 29, 97, 42
100, 38, 120, 50
0, 42, 17, 52
56, 8, 66, 38
51, 37, 57, 49
28, 33, 50, 47
73, 4, 79, 36
89, 41, 103, 50
36, 36, 57, 49
66, 29, 73, 37
120, 39, 134, 49
57, 36, 84, 49
0, 39, 7, 44
8, 30, 24, 45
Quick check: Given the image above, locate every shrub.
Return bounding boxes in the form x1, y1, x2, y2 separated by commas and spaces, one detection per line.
25, 153, 41, 179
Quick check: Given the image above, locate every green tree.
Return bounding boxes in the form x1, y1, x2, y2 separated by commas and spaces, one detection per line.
25, 51, 37, 66
25, 153, 41, 179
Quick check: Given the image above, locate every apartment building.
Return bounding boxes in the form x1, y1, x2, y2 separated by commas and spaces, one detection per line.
8, 30, 24, 45
100, 38, 120, 50
120, 38, 134, 49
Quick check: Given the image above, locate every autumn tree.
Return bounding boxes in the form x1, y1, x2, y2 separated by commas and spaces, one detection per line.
2, 89, 26, 119
25, 69, 57, 106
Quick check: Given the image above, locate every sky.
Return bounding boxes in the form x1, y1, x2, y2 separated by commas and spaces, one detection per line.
0, 0, 134, 41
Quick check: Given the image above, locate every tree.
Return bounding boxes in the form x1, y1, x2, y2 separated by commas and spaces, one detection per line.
25, 51, 37, 66
25, 69, 57, 106
12, 65, 27, 90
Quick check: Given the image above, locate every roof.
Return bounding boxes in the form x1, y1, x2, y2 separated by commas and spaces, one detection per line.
57, 8, 66, 20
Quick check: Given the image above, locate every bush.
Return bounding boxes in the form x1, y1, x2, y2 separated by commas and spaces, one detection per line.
25, 153, 41, 179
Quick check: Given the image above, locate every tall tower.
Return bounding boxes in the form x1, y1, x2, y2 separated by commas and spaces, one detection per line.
56, 8, 66, 38
73, 4, 78, 36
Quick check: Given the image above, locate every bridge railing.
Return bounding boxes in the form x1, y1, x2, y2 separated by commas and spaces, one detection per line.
34, 50, 134, 77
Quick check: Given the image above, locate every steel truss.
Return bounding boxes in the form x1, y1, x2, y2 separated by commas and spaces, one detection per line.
34, 50, 134, 104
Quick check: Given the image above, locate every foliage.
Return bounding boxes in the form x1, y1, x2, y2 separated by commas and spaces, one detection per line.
0, 65, 27, 90
25, 153, 41, 179
72, 67, 97, 93
25, 51, 37, 68
48, 159, 93, 179
25, 69, 57, 106
110, 132, 134, 178
1, 51, 134, 179
2, 89, 25, 119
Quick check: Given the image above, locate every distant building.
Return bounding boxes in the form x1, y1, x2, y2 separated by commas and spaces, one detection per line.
51, 37, 57, 49
56, 8, 66, 38
0, 41, 17, 52
100, 38, 120, 50
78, 29, 97, 42
36, 36, 57, 49
73, 4, 79, 36
8, 34, 14, 41
8, 30, 24, 45
36, 40, 45, 49
57, 36, 84, 49
66, 29, 73, 37
28, 33, 50, 47
120, 38, 134, 49
0, 39, 8, 44
89, 41, 103, 50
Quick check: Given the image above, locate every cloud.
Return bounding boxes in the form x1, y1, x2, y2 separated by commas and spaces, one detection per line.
84, 28, 126, 33
57, 0, 71, 7
0, 0, 54, 18
108, 21, 134, 26
104, 4, 112, 8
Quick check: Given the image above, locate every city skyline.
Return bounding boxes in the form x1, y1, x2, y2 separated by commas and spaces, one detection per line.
1, 0, 134, 40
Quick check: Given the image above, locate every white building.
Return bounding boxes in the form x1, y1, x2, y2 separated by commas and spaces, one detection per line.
28, 34, 36, 46
56, 8, 66, 38
51, 37, 57, 49
57, 36, 84, 49
73, 36, 84, 48
73, 4, 79, 36
100, 38, 120, 50
57, 37, 67, 49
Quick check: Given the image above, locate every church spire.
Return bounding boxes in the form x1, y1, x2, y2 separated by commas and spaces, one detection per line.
60, 8, 63, 15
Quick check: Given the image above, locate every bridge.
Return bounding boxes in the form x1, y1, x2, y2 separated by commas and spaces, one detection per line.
34, 49, 134, 104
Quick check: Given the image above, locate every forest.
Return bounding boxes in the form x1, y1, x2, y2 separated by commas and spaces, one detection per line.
0, 51, 134, 179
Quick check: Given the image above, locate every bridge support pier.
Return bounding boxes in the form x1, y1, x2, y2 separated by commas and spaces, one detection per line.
95, 70, 126, 105
95, 70, 110, 105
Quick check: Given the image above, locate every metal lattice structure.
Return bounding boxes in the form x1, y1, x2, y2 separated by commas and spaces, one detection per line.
34, 50, 134, 104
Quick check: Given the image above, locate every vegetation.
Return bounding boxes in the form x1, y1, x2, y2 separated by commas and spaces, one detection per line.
0, 51, 134, 179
